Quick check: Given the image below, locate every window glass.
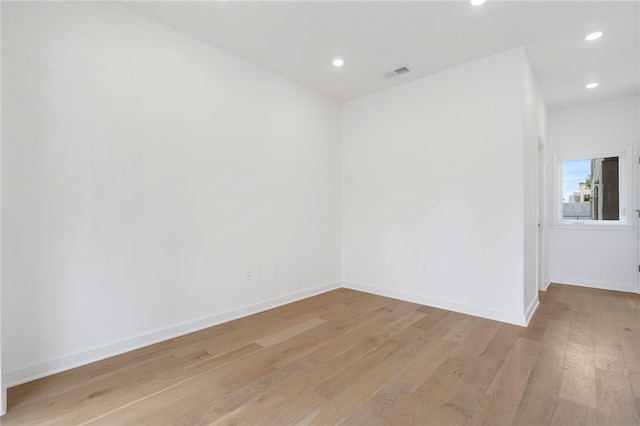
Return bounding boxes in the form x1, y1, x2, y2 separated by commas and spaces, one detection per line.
561, 157, 619, 221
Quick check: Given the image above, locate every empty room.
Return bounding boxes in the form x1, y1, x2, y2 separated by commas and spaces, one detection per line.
1, 0, 639, 424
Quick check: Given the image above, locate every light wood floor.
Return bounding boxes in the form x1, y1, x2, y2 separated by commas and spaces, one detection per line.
2, 284, 639, 425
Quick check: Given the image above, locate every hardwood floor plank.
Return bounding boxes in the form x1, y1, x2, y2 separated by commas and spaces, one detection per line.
259, 389, 327, 425
482, 323, 523, 359
167, 315, 283, 359
314, 339, 403, 399
408, 311, 469, 348
341, 337, 460, 425
617, 320, 640, 377
551, 302, 579, 322
559, 341, 597, 410
551, 398, 597, 426
343, 381, 413, 426
629, 371, 640, 420
86, 361, 278, 425
4, 285, 639, 426
449, 318, 501, 362
542, 318, 571, 356
87, 308, 381, 424
311, 326, 443, 425
210, 388, 291, 426
255, 317, 327, 348
241, 312, 413, 420
593, 313, 629, 375
182, 342, 263, 371
442, 316, 481, 344
412, 308, 456, 331
426, 321, 514, 424
2, 368, 160, 426
512, 347, 565, 425
625, 292, 640, 312
595, 367, 640, 425
567, 313, 594, 348
137, 360, 311, 425
469, 337, 541, 426
426, 352, 504, 425
518, 324, 546, 342
383, 356, 467, 425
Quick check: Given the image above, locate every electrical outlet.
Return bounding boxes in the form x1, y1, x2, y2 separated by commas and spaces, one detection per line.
273, 264, 280, 275
246, 269, 252, 280
422, 264, 427, 273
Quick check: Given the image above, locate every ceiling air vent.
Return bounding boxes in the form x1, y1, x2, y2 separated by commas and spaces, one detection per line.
383, 65, 412, 79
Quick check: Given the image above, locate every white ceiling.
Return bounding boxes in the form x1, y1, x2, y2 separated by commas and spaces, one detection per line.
123, 1, 639, 110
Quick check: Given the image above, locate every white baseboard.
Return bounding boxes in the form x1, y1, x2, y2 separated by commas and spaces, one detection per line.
540, 277, 551, 291
342, 281, 529, 327
524, 297, 539, 326
3, 281, 341, 388
4, 277, 565, 389
0, 387, 5, 416
549, 276, 639, 294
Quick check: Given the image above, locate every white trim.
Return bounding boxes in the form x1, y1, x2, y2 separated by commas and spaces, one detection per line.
524, 297, 539, 326
540, 277, 551, 291
549, 276, 639, 294
342, 281, 530, 327
0, 0, 4, 411
537, 138, 546, 305
3, 281, 341, 388
552, 224, 633, 231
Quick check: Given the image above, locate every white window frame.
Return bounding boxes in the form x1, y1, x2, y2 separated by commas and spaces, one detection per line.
553, 147, 632, 229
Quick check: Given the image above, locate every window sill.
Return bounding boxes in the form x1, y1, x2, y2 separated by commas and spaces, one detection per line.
552, 222, 633, 231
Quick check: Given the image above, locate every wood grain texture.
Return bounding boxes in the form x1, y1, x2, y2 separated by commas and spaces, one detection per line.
2, 284, 639, 425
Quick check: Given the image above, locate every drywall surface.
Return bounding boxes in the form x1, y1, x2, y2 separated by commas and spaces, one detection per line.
523, 56, 547, 318
341, 48, 528, 325
0, 1, 4, 413
1, 2, 341, 385
547, 96, 639, 293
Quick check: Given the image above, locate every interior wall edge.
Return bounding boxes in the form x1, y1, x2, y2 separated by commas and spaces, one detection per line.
2, 280, 341, 388
524, 297, 539, 326
342, 281, 529, 327
549, 276, 638, 294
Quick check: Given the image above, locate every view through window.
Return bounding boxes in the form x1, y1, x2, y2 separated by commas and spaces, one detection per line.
562, 157, 619, 221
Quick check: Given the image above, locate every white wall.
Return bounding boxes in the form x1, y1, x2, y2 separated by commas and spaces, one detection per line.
523, 57, 547, 314
547, 96, 639, 293
341, 48, 532, 325
1, 2, 341, 386
0, 0, 4, 414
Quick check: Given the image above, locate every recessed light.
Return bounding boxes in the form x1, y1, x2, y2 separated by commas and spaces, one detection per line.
470, 0, 486, 5
586, 82, 599, 89
585, 31, 603, 41
332, 58, 344, 67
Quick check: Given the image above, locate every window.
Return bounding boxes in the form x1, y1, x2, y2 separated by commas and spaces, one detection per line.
554, 149, 629, 227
